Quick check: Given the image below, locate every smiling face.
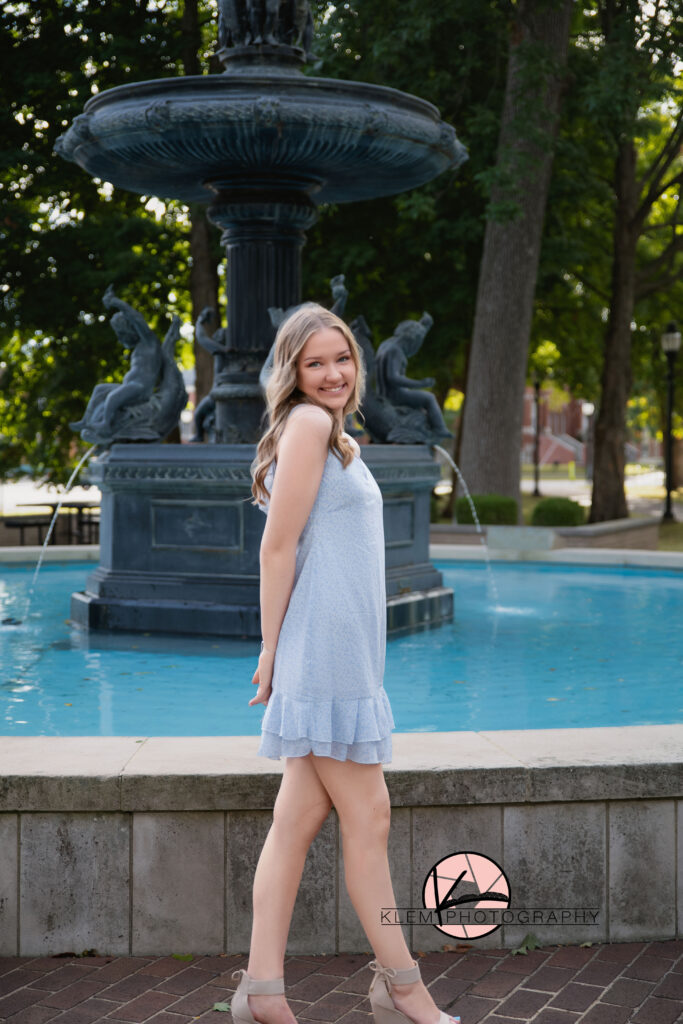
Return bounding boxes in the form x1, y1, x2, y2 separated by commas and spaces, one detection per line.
296, 326, 357, 422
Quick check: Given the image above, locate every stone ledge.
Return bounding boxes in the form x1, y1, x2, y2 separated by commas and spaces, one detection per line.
0, 544, 100, 563
430, 518, 659, 550
557, 517, 654, 536
1, 725, 681, 812
429, 543, 683, 569
557, 517, 659, 550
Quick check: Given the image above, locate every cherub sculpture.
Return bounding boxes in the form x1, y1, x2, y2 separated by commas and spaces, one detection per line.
218, 0, 313, 52
374, 314, 453, 441
189, 307, 232, 443
70, 286, 187, 446
347, 315, 438, 444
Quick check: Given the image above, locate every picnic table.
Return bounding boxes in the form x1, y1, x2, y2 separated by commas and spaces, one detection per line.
16, 499, 100, 545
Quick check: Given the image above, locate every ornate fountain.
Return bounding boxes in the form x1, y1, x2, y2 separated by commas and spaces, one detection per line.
56, 0, 467, 637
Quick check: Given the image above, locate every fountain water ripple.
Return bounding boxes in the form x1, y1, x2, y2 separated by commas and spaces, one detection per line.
25, 446, 100, 616
431, 444, 500, 606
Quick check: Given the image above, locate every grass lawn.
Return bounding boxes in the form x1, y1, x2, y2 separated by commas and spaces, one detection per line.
520, 463, 587, 480
658, 520, 683, 551
624, 485, 683, 503
519, 461, 661, 481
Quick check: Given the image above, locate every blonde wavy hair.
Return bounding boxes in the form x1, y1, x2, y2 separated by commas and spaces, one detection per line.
250, 303, 366, 508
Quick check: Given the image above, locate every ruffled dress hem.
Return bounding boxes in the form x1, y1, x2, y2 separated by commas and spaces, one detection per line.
258, 734, 393, 764
258, 687, 395, 765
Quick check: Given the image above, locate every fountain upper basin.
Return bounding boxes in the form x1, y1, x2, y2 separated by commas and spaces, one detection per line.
55, 72, 467, 204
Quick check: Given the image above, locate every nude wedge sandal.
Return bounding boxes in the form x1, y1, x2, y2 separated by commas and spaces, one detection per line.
230, 968, 286, 1024
368, 960, 461, 1024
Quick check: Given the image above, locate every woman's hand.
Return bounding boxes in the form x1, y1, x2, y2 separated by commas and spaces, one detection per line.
249, 649, 275, 707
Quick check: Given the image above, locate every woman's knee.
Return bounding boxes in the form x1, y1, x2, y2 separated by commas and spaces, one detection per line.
307, 755, 392, 840
271, 755, 333, 840
272, 797, 331, 843
340, 791, 391, 845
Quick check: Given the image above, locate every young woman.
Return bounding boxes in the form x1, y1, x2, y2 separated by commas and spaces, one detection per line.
232, 303, 461, 1024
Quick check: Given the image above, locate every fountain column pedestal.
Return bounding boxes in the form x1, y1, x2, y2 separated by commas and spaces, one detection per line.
70, 442, 451, 637
206, 188, 318, 443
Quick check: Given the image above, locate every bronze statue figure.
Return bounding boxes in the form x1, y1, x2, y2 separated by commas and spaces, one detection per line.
217, 0, 313, 53
190, 307, 233, 443
374, 313, 452, 440
218, 0, 248, 47
70, 286, 187, 445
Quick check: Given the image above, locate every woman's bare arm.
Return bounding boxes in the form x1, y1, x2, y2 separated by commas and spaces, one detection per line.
249, 405, 333, 706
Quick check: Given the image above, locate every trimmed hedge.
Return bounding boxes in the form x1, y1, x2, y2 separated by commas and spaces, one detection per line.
455, 493, 518, 525
531, 497, 585, 527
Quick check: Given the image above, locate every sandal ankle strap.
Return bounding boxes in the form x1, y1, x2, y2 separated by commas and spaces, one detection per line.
232, 969, 285, 994
369, 959, 421, 986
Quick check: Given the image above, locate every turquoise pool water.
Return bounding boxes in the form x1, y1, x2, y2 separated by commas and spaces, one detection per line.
1, 560, 682, 736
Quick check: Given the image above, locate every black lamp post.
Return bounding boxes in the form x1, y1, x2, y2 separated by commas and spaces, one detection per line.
533, 377, 541, 497
582, 401, 595, 482
661, 320, 681, 522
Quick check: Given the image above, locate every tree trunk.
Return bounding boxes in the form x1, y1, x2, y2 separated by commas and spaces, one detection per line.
589, 147, 639, 521
182, 0, 220, 406
458, 0, 572, 514
189, 205, 220, 404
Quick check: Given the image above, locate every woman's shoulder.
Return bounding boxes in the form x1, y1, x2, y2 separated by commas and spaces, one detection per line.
287, 403, 333, 427
275, 403, 334, 458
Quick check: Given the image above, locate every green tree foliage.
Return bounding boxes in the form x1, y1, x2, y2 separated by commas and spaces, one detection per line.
305, 0, 510, 405
0, 1, 219, 480
530, 0, 682, 518
1, 0, 512, 482
2, 0, 681, 500
535, 6, 682, 382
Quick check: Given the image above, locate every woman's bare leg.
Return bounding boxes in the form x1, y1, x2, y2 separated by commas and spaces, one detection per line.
246, 753, 333, 1024
308, 755, 443, 1024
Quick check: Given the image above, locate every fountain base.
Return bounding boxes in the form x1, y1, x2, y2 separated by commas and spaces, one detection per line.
70, 443, 453, 638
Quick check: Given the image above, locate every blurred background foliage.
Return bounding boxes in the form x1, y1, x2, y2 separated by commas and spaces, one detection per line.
0, 0, 681, 482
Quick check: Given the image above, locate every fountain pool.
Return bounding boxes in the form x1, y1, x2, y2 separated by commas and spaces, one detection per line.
2, 557, 682, 736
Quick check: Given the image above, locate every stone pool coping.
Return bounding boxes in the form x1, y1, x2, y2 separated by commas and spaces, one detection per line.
3, 544, 682, 807
3, 542, 683, 569
429, 542, 683, 569
3, 547, 682, 952
3, 542, 682, 809
4, 725, 682, 954
0, 544, 100, 563
2, 725, 682, 811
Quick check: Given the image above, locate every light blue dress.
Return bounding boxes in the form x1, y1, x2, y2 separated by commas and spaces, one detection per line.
256, 417, 395, 764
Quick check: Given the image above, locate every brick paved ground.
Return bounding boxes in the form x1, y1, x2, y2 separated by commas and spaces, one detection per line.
1, 941, 682, 1024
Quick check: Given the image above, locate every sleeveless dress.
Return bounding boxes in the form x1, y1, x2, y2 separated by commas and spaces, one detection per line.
255, 413, 395, 764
